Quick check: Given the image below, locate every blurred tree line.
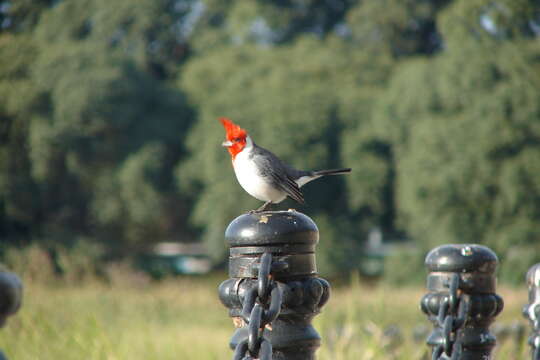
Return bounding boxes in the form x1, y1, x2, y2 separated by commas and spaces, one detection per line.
1, 0, 539, 281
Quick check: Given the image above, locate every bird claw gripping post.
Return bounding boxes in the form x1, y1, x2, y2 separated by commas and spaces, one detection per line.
0, 271, 23, 360
219, 211, 330, 360
421, 244, 504, 360
524, 263, 540, 360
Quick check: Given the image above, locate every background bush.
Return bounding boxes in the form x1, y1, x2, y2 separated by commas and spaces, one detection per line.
1, 0, 539, 282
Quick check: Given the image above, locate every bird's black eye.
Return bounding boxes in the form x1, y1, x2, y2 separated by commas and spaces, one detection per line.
233, 138, 240, 142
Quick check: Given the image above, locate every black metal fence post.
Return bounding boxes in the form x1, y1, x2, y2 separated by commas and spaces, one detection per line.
524, 263, 540, 359
0, 271, 23, 360
218, 210, 330, 360
421, 244, 504, 359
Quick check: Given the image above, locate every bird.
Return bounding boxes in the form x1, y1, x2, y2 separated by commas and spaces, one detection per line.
220, 117, 351, 212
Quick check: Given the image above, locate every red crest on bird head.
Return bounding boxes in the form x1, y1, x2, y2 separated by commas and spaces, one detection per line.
220, 117, 247, 141
220, 117, 248, 159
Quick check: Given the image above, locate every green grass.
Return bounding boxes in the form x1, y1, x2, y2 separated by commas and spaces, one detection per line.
0, 274, 531, 359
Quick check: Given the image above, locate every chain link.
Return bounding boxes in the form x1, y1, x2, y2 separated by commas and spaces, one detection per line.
526, 301, 540, 359
532, 317, 540, 360
234, 252, 282, 360
432, 273, 470, 360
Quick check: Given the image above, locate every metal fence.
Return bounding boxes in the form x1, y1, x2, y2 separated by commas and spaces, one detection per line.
0, 271, 22, 360
218, 210, 540, 360
1, 210, 540, 359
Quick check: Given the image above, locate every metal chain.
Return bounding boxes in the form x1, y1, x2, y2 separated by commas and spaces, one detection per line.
234, 252, 282, 360
524, 264, 540, 360
432, 273, 470, 360
527, 304, 540, 360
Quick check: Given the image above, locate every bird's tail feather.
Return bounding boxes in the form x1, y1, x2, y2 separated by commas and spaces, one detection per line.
312, 168, 351, 176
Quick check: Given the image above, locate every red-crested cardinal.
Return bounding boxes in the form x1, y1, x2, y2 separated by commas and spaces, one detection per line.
220, 117, 351, 212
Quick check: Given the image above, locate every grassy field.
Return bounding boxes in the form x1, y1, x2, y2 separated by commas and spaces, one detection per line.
0, 273, 531, 360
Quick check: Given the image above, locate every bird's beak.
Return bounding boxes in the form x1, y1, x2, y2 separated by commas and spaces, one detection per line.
222, 140, 233, 147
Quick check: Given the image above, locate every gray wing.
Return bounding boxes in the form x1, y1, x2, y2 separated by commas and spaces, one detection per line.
251, 144, 307, 204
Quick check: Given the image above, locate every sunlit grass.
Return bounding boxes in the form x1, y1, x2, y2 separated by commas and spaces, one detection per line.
0, 274, 531, 360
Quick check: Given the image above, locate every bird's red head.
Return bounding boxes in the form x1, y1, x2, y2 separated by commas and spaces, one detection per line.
220, 117, 248, 159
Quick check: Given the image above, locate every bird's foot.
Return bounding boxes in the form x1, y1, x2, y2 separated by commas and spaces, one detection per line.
257, 201, 272, 212
247, 201, 273, 214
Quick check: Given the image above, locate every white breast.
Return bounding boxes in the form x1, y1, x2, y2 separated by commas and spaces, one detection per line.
233, 149, 287, 204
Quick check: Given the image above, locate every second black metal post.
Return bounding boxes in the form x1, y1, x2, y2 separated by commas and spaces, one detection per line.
421, 244, 504, 360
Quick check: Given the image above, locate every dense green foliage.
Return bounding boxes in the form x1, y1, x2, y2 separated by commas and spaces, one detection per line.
1, 0, 539, 278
